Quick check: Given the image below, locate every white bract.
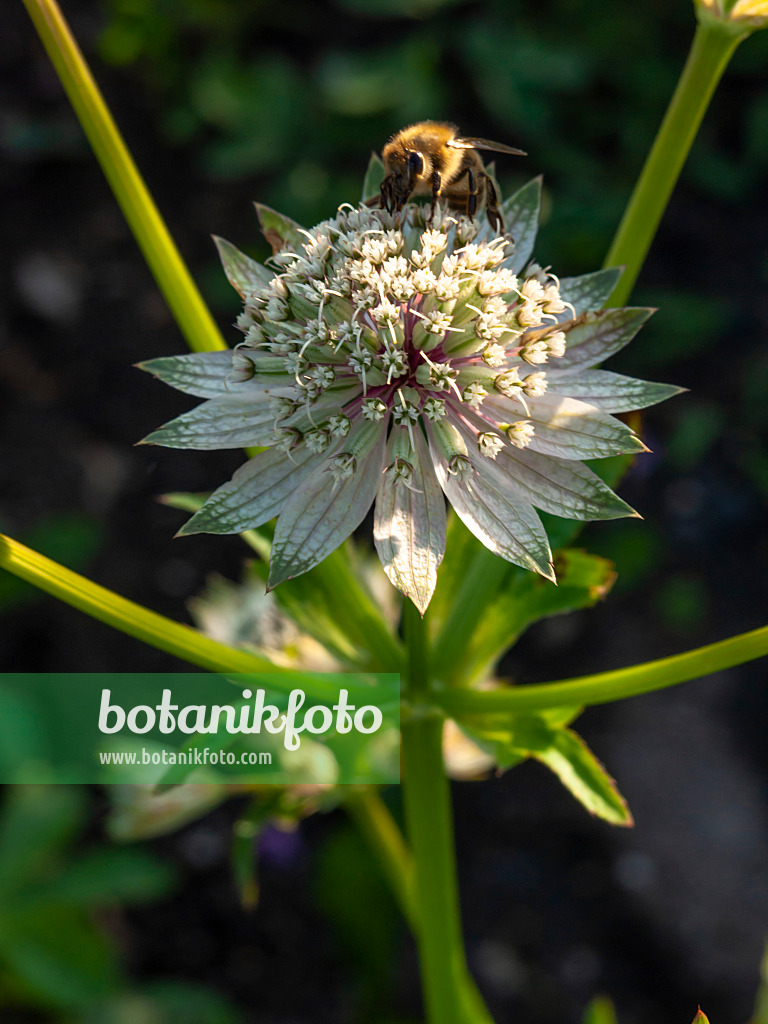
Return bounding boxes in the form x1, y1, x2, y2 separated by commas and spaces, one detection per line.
139, 180, 680, 613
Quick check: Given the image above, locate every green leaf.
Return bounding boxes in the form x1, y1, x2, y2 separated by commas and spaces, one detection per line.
0, 789, 177, 1011
254, 202, 306, 253
434, 548, 616, 688
462, 717, 632, 826
532, 728, 632, 826
161, 492, 271, 562
361, 151, 386, 202
0, 902, 119, 1008
582, 995, 618, 1024
501, 176, 541, 273
0, 787, 84, 895
213, 235, 273, 297
691, 1011, 710, 1024
81, 983, 243, 1024
31, 848, 175, 906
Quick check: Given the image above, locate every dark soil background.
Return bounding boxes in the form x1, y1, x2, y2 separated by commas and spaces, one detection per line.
1, 1, 768, 1022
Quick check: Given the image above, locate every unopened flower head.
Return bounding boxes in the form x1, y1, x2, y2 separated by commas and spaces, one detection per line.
139, 179, 681, 612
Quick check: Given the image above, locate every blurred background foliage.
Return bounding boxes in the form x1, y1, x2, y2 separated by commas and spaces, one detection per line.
2, 0, 768, 1021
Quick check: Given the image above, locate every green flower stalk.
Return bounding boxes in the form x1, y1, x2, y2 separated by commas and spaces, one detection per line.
139, 182, 680, 612
140, 181, 679, 610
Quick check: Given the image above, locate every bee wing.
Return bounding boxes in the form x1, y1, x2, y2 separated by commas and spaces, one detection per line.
449, 136, 527, 156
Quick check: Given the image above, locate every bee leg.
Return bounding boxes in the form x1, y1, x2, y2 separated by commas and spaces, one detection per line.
428, 170, 442, 223
465, 166, 478, 219
484, 175, 504, 233
450, 165, 480, 219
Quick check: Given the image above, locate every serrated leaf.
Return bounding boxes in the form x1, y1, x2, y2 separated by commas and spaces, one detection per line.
501, 176, 541, 273
555, 308, 655, 371
254, 203, 306, 254
558, 268, 623, 317
361, 151, 386, 202
213, 235, 273, 298
532, 728, 633, 826
465, 717, 631, 825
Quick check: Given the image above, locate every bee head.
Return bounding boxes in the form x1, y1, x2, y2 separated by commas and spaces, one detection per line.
380, 149, 425, 214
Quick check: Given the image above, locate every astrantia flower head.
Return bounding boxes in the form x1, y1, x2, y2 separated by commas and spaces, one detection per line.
139, 179, 680, 612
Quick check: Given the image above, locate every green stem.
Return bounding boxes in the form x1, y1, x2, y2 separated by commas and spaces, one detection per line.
402, 715, 469, 1024
0, 533, 386, 705
23, 0, 227, 354
604, 21, 745, 306
401, 603, 476, 1024
436, 622, 768, 716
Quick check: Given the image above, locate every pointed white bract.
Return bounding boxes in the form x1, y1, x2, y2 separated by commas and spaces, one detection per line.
140, 180, 677, 610
374, 428, 446, 614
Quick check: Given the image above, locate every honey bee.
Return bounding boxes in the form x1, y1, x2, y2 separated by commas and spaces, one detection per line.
378, 121, 526, 232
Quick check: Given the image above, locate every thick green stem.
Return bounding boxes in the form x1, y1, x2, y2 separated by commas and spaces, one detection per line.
604, 21, 745, 306
401, 603, 476, 1024
435, 622, 768, 716
0, 534, 387, 706
23, 0, 227, 354
402, 714, 468, 1024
